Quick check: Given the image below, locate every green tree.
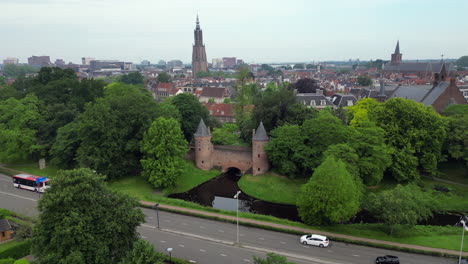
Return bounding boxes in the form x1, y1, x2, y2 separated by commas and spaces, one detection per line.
293, 63, 305, 69
171, 93, 211, 141
253, 253, 296, 264
364, 184, 435, 234
32, 168, 145, 264
0, 94, 45, 162
211, 123, 241, 145
292, 78, 321, 93
297, 157, 361, 225
373, 98, 447, 181
119, 239, 163, 264
156, 72, 171, 83
442, 105, 468, 165
223, 98, 231, 104
306, 64, 314, 69
357, 74, 373, 86
155, 98, 181, 120
2, 64, 38, 77
456, 55, 468, 68
120, 72, 144, 85
347, 98, 381, 126
141, 117, 187, 188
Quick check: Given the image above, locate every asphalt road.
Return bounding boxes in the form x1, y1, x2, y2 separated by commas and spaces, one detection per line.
0, 173, 459, 264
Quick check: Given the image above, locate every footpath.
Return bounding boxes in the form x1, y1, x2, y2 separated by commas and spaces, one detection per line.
139, 200, 468, 258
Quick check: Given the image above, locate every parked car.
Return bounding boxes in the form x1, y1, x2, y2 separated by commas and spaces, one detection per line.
375, 255, 399, 264
299, 234, 329, 248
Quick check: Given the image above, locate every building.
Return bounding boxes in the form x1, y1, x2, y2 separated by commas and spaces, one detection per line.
296, 90, 334, 110
237, 59, 244, 65
205, 103, 235, 123
212, 58, 223, 68
0, 219, 13, 242
222, 57, 236, 68
168, 60, 183, 68
141, 60, 151, 66
383, 41, 455, 78
82, 57, 95, 65
193, 120, 269, 175
55, 59, 65, 66
89, 60, 124, 71
28, 56, 51, 66
192, 15, 208, 77
330, 93, 358, 107
199, 87, 230, 103
3, 57, 19, 65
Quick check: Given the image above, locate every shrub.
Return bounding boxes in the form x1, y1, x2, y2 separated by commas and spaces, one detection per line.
433, 184, 450, 193
0, 241, 31, 259
15, 225, 33, 241
0, 259, 15, 264
14, 260, 29, 264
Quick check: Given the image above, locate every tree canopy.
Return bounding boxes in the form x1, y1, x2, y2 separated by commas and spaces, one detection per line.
32, 168, 144, 264
119, 239, 163, 264
253, 253, 296, 264
2, 64, 38, 77
156, 72, 171, 83
297, 157, 361, 225
119, 72, 144, 85
292, 78, 321, 93
141, 117, 187, 188
456, 55, 468, 68
357, 74, 372, 86
170, 93, 211, 141
211, 123, 242, 145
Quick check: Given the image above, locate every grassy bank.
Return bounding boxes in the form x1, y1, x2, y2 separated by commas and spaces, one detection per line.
238, 173, 306, 205
163, 161, 219, 195
1, 163, 60, 179
438, 160, 468, 185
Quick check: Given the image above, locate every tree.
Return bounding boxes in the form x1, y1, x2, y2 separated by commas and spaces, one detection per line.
2, 64, 38, 77
170, 93, 210, 141
293, 63, 304, 69
119, 239, 163, 264
120, 72, 144, 85
253, 253, 296, 264
292, 78, 321, 93
32, 168, 145, 264
357, 74, 372, 86
0, 94, 45, 162
211, 123, 241, 145
347, 98, 381, 126
305, 64, 314, 69
141, 117, 187, 188
155, 98, 181, 120
442, 105, 468, 165
297, 157, 361, 225
456, 55, 468, 68
373, 98, 447, 181
156, 72, 171, 83
364, 184, 435, 234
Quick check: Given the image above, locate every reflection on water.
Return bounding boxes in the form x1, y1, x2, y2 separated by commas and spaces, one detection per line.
212, 196, 250, 212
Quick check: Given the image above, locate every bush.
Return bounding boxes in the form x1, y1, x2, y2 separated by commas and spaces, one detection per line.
13, 260, 29, 264
433, 185, 450, 193
0, 259, 15, 264
0, 209, 13, 219
0, 241, 31, 259
15, 225, 33, 241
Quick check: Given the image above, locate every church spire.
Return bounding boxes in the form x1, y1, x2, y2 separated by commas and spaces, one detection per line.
196, 14, 200, 30
391, 40, 402, 64
394, 40, 400, 54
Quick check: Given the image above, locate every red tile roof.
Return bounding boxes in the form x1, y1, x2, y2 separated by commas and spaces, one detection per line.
204, 103, 234, 117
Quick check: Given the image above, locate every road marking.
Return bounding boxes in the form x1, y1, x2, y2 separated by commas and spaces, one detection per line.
352, 254, 360, 257
220, 254, 227, 257
280, 242, 286, 244
258, 237, 265, 240
181, 222, 188, 225
148, 216, 153, 219
141, 236, 147, 239
302, 245, 309, 248
160, 240, 166, 243
199, 249, 206, 252
141, 224, 156, 229
0, 191, 38, 202
243, 259, 251, 262
199, 226, 205, 229
328, 250, 334, 253
189, 260, 196, 263
218, 230, 225, 233
178, 244, 185, 247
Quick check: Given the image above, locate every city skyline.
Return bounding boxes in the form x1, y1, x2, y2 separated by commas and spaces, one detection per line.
1, 0, 467, 64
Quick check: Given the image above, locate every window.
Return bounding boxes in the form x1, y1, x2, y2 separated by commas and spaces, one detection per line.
310, 100, 316, 106
347, 100, 353, 106
320, 100, 326, 105
2, 231, 5, 237
201, 160, 204, 164
258, 154, 260, 158
258, 168, 260, 171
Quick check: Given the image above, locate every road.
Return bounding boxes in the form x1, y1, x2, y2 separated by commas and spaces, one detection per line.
0, 173, 459, 264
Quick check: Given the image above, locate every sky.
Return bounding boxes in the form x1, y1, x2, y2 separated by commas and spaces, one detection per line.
1, 0, 467, 64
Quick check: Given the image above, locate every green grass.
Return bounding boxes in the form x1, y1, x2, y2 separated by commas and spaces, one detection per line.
3, 163, 60, 179
0, 240, 20, 251
238, 173, 306, 205
437, 160, 468, 185
163, 161, 220, 195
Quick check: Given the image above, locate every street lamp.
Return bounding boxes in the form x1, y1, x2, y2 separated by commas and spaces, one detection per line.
234, 190, 241, 245
166, 247, 173, 262
459, 216, 468, 264
152, 203, 160, 229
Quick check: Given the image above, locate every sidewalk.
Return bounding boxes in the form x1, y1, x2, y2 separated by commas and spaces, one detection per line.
140, 200, 468, 257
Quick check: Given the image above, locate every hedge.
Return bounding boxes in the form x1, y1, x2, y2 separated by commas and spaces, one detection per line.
0, 241, 31, 259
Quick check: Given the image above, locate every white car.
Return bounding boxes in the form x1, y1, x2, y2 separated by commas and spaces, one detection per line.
300, 234, 329, 248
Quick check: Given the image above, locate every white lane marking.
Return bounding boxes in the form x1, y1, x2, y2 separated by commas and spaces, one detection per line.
141, 224, 156, 229
189, 260, 196, 263
328, 250, 334, 253
160, 240, 166, 243
141, 236, 147, 239
303, 245, 309, 248
178, 244, 185, 248
218, 230, 224, 233
181, 222, 188, 225
199, 249, 206, 252
352, 254, 360, 257
0, 191, 38, 202
243, 259, 251, 262
258, 237, 264, 240
220, 254, 227, 257
280, 241, 286, 244
199, 226, 205, 229
148, 216, 153, 219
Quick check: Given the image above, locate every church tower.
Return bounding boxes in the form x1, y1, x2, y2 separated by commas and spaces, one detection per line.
252, 122, 269, 176
194, 119, 213, 170
192, 15, 208, 77
391, 40, 402, 64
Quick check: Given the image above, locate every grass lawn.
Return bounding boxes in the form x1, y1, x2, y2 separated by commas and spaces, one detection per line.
238, 173, 307, 205
437, 160, 468, 185
3, 162, 60, 179
163, 161, 220, 195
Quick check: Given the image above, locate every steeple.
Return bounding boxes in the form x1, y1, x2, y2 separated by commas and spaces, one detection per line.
192, 14, 208, 77
194, 119, 209, 137
391, 40, 402, 64
394, 40, 400, 54
196, 14, 200, 30
252, 122, 269, 141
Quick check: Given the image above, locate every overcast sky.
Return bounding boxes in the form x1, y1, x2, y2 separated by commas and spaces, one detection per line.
1, 0, 467, 64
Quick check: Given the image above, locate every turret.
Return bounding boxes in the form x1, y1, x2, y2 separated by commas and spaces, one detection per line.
194, 119, 213, 170
252, 122, 269, 175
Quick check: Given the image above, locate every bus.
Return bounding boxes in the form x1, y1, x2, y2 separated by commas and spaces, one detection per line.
13, 174, 50, 193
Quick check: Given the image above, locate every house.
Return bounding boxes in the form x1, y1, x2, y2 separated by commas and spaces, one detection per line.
330, 93, 358, 107
388, 77, 467, 112
204, 103, 235, 123
0, 219, 13, 242
296, 90, 333, 110
199, 87, 230, 103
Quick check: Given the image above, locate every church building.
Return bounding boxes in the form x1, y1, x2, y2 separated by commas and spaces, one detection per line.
192, 15, 208, 77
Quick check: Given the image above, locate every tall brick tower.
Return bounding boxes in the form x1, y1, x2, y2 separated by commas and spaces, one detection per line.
252, 122, 269, 175
391, 40, 402, 64
194, 119, 213, 170
192, 15, 208, 77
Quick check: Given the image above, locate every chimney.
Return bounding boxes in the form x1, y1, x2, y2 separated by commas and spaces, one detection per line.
433, 73, 440, 86
316, 89, 323, 95
379, 79, 385, 96
252, 129, 256, 138
450, 77, 456, 85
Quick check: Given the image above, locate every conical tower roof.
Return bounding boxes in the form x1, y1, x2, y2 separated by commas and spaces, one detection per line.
194, 119, 209, 137
394, 40, 400, 54
252, 122, 269, 141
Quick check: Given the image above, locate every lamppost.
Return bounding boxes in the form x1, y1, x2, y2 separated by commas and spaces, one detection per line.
167, 247, 173, 262
460, 216, 468, 264
152, 203, 160, 229
234, 190, 241, 245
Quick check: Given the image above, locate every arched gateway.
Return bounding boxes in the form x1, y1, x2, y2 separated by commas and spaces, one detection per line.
193, 119, 269, 175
